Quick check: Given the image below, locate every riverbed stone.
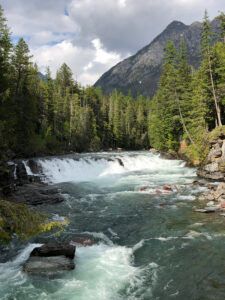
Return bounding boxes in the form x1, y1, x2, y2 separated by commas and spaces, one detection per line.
70, 237, 95, 246
30, 243, 76, 259
23, 243, 76, 274
23, 256, 75, 273
9, 182, 64, 205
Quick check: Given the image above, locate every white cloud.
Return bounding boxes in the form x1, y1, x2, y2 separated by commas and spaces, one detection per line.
92, 38, 121, 64
31, 39, 122, 86
1, 0, 225, 85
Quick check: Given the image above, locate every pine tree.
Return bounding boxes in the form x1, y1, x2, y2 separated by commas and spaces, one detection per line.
217, 12, 225, 43
201, 10, 222, 126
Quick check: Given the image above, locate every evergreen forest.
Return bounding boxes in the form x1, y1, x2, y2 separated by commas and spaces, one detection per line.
1, 6, 225, 164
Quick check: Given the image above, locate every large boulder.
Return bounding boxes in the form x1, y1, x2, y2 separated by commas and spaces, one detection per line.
23, 256, 75, 273
23, 243, 76, 273
30, 243, 75, 259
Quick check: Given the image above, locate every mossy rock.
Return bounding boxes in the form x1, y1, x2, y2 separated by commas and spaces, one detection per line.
0, 199, 69, 244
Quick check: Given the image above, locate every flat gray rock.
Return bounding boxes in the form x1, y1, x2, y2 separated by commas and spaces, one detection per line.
23, 255, 75, 273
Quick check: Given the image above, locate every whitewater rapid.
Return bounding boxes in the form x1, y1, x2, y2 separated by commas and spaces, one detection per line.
23, 151, 195, 184
2, 151, 224, 299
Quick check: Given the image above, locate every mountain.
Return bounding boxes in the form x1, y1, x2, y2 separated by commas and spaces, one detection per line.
94, 19, 220, 98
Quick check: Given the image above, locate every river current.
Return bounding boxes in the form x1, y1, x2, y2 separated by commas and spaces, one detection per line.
0, 151, 225, 300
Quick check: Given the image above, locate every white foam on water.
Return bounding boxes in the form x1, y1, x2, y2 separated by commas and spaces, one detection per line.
177, 195, 196, 201
0, 240, 148, 300
41, 241, 145, 300
0, 243, 42, 298
81, 231, 114, 246
23, 152, 196, 184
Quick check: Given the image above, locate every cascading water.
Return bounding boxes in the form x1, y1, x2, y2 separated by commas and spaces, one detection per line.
23, 152, 194, 184
1, 151, 225, 300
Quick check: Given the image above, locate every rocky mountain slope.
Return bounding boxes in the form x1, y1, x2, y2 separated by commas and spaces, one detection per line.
94, 19, 220, 98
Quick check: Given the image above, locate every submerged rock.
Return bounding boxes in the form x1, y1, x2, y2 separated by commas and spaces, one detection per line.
185, 230, 202, 238
71, 237, 95, 246
194, 208, 218, 213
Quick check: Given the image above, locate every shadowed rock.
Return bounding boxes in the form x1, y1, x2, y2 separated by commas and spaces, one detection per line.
30, 243, 75, 259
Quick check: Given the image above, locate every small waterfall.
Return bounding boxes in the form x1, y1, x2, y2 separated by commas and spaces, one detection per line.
22, 152, 193, 184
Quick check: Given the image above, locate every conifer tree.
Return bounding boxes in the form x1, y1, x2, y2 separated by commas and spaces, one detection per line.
201, 10, 222, 126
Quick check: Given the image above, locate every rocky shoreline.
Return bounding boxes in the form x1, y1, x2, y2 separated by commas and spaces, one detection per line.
1, 159, 64, 206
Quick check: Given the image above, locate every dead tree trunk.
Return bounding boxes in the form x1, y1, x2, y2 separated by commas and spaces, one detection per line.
207, 47, 222, 126
175, 90, 195, 145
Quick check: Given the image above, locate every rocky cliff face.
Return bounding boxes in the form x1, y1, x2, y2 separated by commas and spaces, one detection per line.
197, 133, 225, 180
95, 19, 220, 98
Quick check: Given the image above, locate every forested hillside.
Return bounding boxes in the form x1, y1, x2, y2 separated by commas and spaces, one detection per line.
0, 5, 149, 163
1, 6, 225, 166
149, 11, 225, 162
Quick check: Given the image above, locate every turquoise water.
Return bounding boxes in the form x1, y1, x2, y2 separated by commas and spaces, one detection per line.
1, 151, 225, 299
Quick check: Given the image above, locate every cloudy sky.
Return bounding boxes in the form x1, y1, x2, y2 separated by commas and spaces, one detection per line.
1, 0, 225, 85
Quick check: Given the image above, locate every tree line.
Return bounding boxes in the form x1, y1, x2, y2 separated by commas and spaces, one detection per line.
0, 5, 150, 160
149, 11, 225, 161
1, 6, 225, 163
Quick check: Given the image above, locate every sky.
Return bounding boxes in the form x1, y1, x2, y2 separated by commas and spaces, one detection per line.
1, 0, 225, 85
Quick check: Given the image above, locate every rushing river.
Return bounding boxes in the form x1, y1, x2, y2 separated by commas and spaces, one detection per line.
1, 151, 225, 300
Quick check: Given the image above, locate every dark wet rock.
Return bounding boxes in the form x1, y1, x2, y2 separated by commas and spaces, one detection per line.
9, 182, 64, 205
194, 208, 217, 213
16, 162, 29, 185
116, 158, 124, 167
30, 243, 76, 259
0, 162, 16, 195
27, 159, 42, 174
23, 255, 75, 273
71, 237, 95, 246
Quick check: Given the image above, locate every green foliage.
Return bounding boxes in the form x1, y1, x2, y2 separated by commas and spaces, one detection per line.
0, 200, 68, 244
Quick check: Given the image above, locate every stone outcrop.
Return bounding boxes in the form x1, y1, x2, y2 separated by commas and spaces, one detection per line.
1, 159, 64, 205
194, 183, 225, 215
9, 182, 64, 205
197, 134, 225, 180
23, 243, 76, 273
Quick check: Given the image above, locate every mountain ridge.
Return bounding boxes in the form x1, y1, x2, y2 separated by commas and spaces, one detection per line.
94, 18, 220, 98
